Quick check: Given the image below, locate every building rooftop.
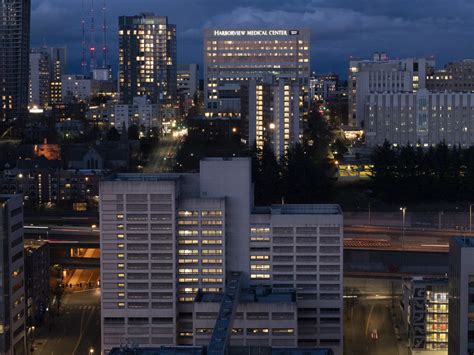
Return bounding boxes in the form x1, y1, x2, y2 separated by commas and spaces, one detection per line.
109, 347, 333, 355
271, 204, 342, 215
109, 347, 204, 355
105, 173, 183, 182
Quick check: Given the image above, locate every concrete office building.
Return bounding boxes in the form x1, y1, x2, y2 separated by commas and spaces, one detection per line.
348, 53, 434, 127
402, 278, 449, 354
0, 195, 26, 354
203, 29, 310, 117
448, 237, 474, 355
364, 89, 474, 147
109, 346, 334, 355
100, 158, 343, 355
427, 59, 474, 93
242, 77, 301, 158
61, 75, 100, 103
310, 73, 338, 102
29, 49, 51, 109
0, 0, 31, 121
118, 13, 177, 104
193, 289, 298, 347
114, 96, 160, 131
178, 64, 199, 99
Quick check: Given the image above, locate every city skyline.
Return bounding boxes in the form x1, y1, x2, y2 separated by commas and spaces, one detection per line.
31, 0, 474, 76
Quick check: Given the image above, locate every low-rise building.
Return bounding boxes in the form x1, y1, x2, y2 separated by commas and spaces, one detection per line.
403, 278, 448, 355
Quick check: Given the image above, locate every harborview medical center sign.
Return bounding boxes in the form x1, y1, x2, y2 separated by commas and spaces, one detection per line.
213, 30, 300, 36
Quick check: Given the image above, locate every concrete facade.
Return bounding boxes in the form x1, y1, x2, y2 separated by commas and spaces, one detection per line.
100, 158, 343, 355
348, 53, 434, 127
364, 89, 474, 147
203, 29, 310, 117
243, 77, 301, 159
448, 237, 474, 355
0, 195, 26, 354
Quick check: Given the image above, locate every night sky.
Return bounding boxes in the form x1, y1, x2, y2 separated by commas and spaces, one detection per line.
31, 0, 474, 77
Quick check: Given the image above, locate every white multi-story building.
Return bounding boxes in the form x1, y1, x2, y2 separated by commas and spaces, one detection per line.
100, 158, 343, 355
243, 77, 301, 158
203, 29, 310, 117
61, 75, 99, 103
113, 96, 160, 131
448, 237, 474, 355
0, 195, 26, 355
364, 89, 474, 147
348, 53, 434, 127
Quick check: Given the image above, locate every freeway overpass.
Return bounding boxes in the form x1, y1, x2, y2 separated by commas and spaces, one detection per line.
24, 222, 471, 253
23, 220, 467, 273
24, 225, 100, 248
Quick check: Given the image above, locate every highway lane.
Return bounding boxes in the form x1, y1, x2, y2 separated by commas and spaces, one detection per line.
23, 220, 473, 253
343, 224, 474, 252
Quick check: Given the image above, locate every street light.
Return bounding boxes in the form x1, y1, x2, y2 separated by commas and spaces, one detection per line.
400, 207, 407, 250
470, 204, 474, 234
89, 348, 94, 355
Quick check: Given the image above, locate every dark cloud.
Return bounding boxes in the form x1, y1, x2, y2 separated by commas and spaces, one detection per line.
31, 0, 474, 76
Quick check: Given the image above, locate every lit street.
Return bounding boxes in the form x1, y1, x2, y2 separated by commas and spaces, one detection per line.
32, 268, 101, 355
143, 135, 181, 173
344, 278, 408, 355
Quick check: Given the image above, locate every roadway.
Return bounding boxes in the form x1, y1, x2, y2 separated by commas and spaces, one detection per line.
143, 134, 181, 173
25, 223, 467, 253
344, 278, 408, 355
344, 224, 474, 252
32, 287, 100, 355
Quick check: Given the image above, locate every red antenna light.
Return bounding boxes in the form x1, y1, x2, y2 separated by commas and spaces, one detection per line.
81, 0, 87, 75
89, 0, 96, 72
102, 0, 108, 68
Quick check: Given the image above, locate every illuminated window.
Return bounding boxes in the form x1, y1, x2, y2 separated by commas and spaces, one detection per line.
178, 211, 199, 217
178, 249, 199, 255
251, 274, 270, 279
251, 255, 269, 260
251, 265, 270, 270
178, 278, 199, 283
202, 240, 222, 245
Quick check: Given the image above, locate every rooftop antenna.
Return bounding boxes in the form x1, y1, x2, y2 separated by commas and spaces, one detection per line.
102, 0, 108, 68
81, 0, 87, 75
89, 0, 97, 73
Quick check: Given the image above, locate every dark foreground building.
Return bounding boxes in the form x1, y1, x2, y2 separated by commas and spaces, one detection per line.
0, 0, 31, 121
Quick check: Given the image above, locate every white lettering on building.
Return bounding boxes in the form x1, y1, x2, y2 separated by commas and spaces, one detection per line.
213, 30, 291, 37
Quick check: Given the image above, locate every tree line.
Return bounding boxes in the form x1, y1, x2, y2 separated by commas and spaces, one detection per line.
371, 141, 474, 202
